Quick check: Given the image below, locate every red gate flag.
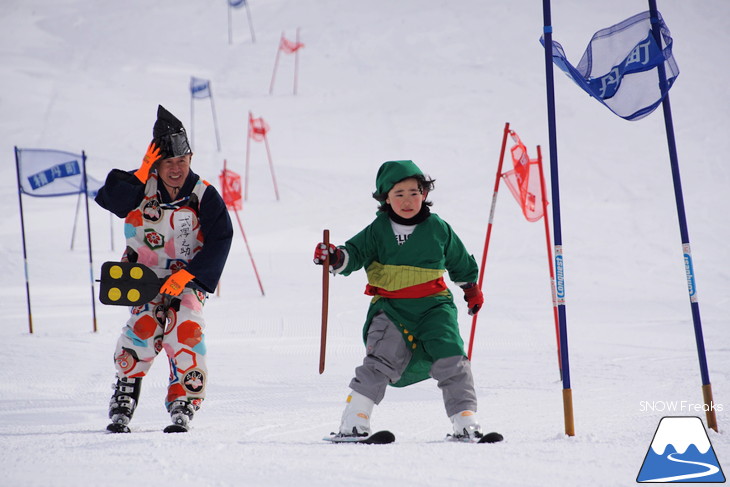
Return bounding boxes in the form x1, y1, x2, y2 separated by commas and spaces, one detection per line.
280, 36, 304, 54
501, 131, 545, 222
219, 168, 242, 211
245, 111, 280, 200
270, 28, 303, 95
248, 113, 269, 142
219, 159, 265, 296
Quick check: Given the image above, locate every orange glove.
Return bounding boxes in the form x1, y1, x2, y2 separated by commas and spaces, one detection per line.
134, 142, 162, 183
160, 269, 195, 296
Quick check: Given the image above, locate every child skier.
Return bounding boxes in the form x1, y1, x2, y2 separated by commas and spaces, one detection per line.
314, 160, 499, 442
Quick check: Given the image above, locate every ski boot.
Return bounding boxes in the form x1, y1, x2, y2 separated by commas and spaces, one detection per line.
163, 400, 195, 433
333, 391, 374, 439
449, 410, 504, 443
106, 376, 142, 433
449, 410, 483, 441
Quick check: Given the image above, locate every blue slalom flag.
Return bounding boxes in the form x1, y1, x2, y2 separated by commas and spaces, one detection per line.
190, 76, 212, 99
85, 174, 104, 198
229, 0, 246, 7
16, 148, 100, 197
541, 11, 679, 121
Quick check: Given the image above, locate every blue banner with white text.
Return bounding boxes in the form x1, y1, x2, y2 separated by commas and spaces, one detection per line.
541, 11, 679, 121
16, 148, 101, 197
190, 77, 212, 99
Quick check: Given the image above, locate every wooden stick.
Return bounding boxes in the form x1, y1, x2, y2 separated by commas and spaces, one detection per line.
319, 229, 330, 374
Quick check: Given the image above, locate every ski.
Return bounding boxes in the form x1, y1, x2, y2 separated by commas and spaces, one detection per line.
163, 424, 188, 433
478, 431, 504, 443
105, 423, 190, 433
324, 430, 395, 444
447, 431, 504, 444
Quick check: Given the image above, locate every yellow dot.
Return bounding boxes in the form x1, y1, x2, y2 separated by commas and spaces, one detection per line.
130, 267, 144, 280
127, 289, 141, 302
411, 344, 417, 349
108, 288, 121, 301
408, 335, 414, 342
403, 329, 409, 334
109, 265, 123, 279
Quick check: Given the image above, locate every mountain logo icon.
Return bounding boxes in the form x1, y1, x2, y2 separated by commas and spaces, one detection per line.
637, 416, 725, 483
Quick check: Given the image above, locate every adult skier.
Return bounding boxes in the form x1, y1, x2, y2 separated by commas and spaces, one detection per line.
96, 105, 233, 433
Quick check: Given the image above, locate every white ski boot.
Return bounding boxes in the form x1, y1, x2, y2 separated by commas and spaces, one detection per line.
450, 410, 483, 441
338, 391, 374, 437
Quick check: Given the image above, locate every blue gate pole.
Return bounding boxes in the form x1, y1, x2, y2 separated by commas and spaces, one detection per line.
647, 0, 717, 432
14, 147, 34, 334
541, 0, 574, 437
81, 152, 98, 333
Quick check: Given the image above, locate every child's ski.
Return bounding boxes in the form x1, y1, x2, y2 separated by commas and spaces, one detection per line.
447, 431, 504, 444
323, 430, 395, 444
105, 423, 190, 433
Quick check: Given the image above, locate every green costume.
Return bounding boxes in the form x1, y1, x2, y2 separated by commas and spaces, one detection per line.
339, 210, 478, 387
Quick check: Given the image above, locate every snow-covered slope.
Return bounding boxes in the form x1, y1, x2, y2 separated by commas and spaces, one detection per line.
1, 1, 728, 486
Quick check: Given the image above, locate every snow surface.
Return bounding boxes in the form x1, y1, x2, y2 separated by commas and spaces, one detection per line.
1, 0, 728, 486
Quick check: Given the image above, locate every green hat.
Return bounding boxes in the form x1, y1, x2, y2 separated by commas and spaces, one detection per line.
374, 160, 424, 195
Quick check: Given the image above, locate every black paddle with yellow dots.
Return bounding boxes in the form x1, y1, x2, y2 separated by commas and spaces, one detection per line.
98, 262, 162, 306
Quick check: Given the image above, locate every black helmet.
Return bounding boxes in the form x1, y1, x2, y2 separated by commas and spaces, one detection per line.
152, 105, 192, 159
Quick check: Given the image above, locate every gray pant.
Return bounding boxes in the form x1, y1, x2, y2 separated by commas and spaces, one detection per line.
349, 311, 478, 417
